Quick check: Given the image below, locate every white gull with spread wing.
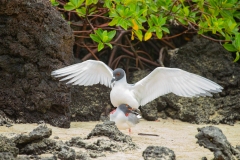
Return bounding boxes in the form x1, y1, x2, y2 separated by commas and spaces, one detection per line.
51, 60, 223, 109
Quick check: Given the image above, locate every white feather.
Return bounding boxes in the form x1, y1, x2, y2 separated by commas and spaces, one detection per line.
51, 60, 113, 88
132, 67, 223, 106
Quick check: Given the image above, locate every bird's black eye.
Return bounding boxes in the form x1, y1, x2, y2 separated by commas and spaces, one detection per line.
116, 72, 120, 76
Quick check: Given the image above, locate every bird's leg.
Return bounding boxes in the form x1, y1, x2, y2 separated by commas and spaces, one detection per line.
128, 128, 131, 135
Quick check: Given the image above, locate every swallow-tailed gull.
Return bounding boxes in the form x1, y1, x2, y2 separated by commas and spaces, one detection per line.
110, 104, 141, 133
51, 60, 223, 109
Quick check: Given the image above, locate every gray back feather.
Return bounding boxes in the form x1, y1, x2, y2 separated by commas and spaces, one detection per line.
128, 113, 140, 125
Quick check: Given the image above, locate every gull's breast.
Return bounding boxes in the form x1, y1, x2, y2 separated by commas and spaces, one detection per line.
110, 85, 139, 109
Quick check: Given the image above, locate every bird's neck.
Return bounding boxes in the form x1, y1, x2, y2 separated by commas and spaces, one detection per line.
114, 76, 127, 87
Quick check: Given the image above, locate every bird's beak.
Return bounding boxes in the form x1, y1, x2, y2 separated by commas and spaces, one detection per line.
111, 77, 115, 83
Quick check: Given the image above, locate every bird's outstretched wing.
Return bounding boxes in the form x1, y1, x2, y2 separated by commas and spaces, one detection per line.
51, 60, 113, 87
132, 67, 223, 106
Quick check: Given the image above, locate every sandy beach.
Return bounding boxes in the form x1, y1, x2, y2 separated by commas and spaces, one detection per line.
0, 118, 239, 160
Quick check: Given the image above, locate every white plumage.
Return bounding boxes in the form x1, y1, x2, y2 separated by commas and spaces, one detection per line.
51, 60, 223, 109
110, 104, 140, 132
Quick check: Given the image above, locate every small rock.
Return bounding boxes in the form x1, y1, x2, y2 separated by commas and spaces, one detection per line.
57, 145, 76, 160
88, 150, 106, 158
87, 121, 132, 143
139, 101, 158, 121
6, 123, 13, 128
19, 138, 57, 155
0, 152, 15, 160
66, 137, 86, 148
0, 135, 19, 157
54, 136, 59, 139
142, 146, 176, 160
13, 125, 52, 145
75, 151, 90, 160
196, 126, 240, 160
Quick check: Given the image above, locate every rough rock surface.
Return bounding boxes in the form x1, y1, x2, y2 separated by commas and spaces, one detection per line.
0, 0, 74, 127
195, 126, 240, 160
0, 135, 19, 157
87, 121, 134, 144
70, 85, 111, 121
57, 145, 76, 160
13, 125, 52, 146
130, 37, 240, 124
0, 152, 15, 160
0, 122, 138, 159
142, 146, 176, 160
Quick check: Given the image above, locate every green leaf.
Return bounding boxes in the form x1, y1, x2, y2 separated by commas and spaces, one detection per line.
233, 11, 240, 19
90, 34, 101, 43
134, 30, 143, 41
109, 17, 120, 26
107, 30, 116, 40
223, 43, 237, 52
95, 29, 103, 40
86, 0, 98, 6
118, 18, 128, 30
233, 51, 240, 62
70, 0, 84, 8
162, 27, 170, 34
156, 29, 163, 39
183, 6, 189, 17
150, 15, 158, 25
50, 0, 59, 6
177, 17, 188, 25
76, 7, 86, 17
116, 5, 125, 17
98, 42, 104, 51
64, 2, 75, 11
158, 17, 167, 26
233, 33, 240, 51
105, 43, 113, 49
102, 31, 109, 42
147, 19, 153, 28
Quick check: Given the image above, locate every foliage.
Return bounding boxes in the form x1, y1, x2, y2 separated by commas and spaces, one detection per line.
90, 29, 116, 51
50, 0, 240, 68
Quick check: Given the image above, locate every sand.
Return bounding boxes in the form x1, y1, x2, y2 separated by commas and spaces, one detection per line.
0, 119, 239, 160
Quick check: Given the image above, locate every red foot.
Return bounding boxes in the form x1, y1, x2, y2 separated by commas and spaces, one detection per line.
125, 113, 129, 117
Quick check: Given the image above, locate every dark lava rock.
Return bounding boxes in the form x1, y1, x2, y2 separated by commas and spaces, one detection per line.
0, 152, 15, 160
0, 0, 74, 128
0, 135, 19, 157
88, 150, 106, 158
57, 145, 76, 160
70, 85, 111, 121
196, 126, 240, 160
87, 121, 133, 143
0, 118, 13, 127
142, 146, 176, 160
130, 36, 240, 125
66, 137, 86, 148
17, 154, 57, 160
75, 151, 90, 160
140, 101, 158, 121
85, 139, 119, 152
19, 138, 56, 155
13, 125, 52, 145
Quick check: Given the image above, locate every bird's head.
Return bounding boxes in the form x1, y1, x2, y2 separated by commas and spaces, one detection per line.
118, 104, 131, 114
111, 68, 125, 84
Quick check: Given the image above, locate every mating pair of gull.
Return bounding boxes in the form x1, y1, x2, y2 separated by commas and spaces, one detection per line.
51, 60, 223, 132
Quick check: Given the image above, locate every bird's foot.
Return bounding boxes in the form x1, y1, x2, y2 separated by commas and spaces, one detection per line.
128, 128, 131, 135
